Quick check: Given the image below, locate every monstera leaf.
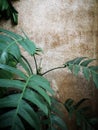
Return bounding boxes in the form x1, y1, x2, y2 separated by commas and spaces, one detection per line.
64, 98, 98, 130
0, 0, 18, 25
64, 57, 98, 88
0, 28, 37, 77
0, 64, 53, 130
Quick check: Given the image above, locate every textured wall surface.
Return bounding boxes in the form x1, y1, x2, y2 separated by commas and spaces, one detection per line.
0, 0, 98, 112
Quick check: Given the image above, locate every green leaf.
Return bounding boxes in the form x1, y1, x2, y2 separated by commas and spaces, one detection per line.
0, 0, 9, 11
68, 64, 73, 71
29, 75, 54, 94
74, 98, 89, 109
51, 114, 68, 130
64, 98, 74, 108
73, 65, 80, 76
19, 58, 32, 76
73, 57, 87, 64
0, 28, 22, 40
82, 67, 90, 81
89, 66, 98, 71
0, 94, 20, 108
0, 64, 28, 80
0, 79, 24, 89
24, 88, 49, 115
0, 109, 25, 130
0, 51, 8, 64
0, 34, 21, 60
19, 38, 36, 56
0, 28, 36, 56
0, 110, 15, 128
29, 82, 51, 105
80, 59, 96, 67
92, 72, 98, 88
18, 100, 40, 130
0, 69, 13, 79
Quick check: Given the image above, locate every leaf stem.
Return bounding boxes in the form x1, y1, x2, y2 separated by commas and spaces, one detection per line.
33, 55, 38, 74
21, 55, 33, 74
42, 66, 66, 76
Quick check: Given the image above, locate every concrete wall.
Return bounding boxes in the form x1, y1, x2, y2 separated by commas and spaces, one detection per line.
0, 0, 98, 111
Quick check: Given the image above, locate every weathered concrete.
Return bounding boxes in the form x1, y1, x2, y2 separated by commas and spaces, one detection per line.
0, 0, 98, 115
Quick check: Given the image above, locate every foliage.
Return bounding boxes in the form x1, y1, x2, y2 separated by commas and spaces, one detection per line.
64, 98, 98, 130
64, 57, 98, 88
0, 28, 98, 130
0, 0, 18, 25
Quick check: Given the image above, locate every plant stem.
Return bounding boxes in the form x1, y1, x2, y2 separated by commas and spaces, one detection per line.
33, 55, 38, 74
21, 55, 33, 74
42, 66, 66, 76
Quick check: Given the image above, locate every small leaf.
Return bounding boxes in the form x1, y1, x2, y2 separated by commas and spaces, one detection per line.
68, 64, 73, 72
74, 98, 89, 109
73, 57, 87, 64
80, 59, 96, 67
73, 65, 80, 76
64, 98, 74, 112
89, 66, 98, 71
92, 72, 98, 88
51, 114, 68, 130
82, 67, 90, 81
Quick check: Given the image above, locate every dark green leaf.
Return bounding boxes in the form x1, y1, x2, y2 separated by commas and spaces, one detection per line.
80, 59, 96, 67
92, 72, 98, 88
24, 88, 49, 115
0, 79, 24, 89
74, 98, 89, 109
0, 94, 20, 108
51, 114, 68, 130
0, 64, 28, 80
73, 65, 80, 76
29, 82, 51, 105
29, 75, 54, 94
18, 100, 40, 130
82, 67, 90, 81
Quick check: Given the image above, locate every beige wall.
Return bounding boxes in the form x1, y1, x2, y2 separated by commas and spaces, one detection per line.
0, 0, 98, 110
